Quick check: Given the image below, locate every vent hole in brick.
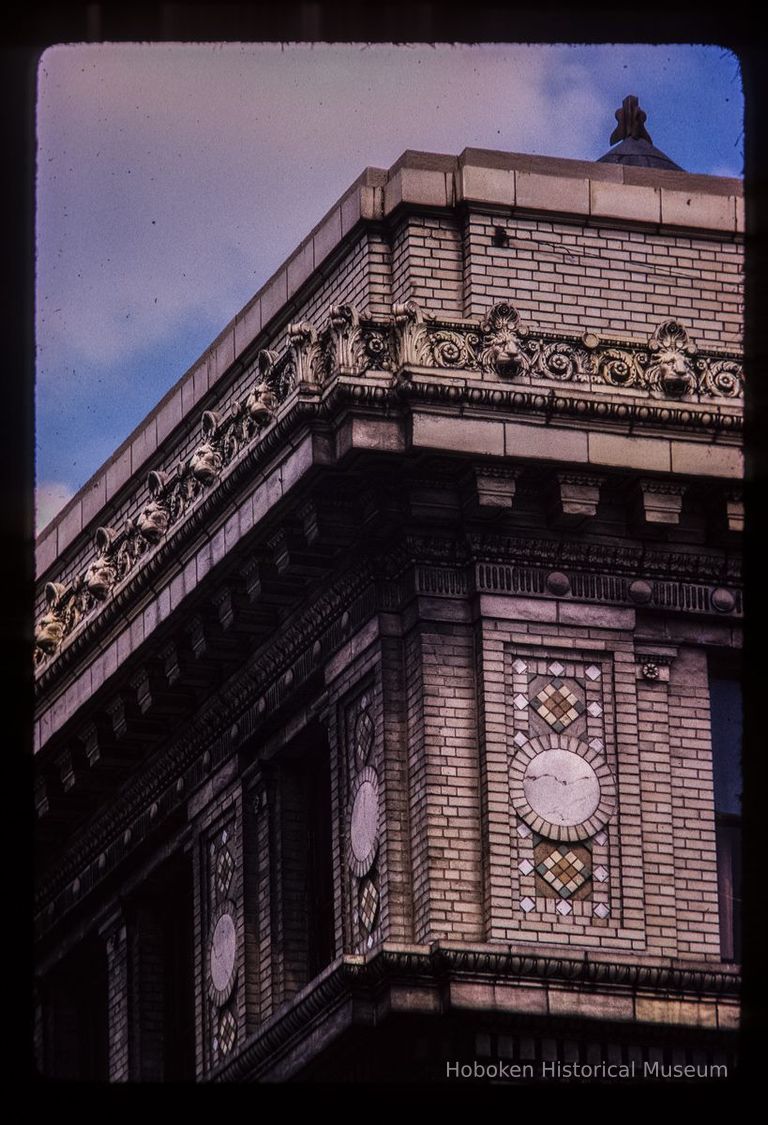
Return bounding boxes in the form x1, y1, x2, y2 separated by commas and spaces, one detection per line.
492, 226, 509, 248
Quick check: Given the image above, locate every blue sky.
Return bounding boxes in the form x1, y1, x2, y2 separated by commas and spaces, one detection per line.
35, 42, 744, 531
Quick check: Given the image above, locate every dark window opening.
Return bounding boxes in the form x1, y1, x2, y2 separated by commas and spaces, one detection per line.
709, 667, 742, 963
132, 851, 196, 1081
43, 937, 109, 1080
276, 722, 335, 997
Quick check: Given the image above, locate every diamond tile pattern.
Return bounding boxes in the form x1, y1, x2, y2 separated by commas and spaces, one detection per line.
513, 693, 528, 710
594, 864, 608, 883
585, 665, 601, 681
548, 661, 565, 676
589, 737, 605, 752
531, 679, 585, 732
215, 848, 234, 898
518, 859, 534, 875
512, 659, 528, 674
359, 876, 380, 933
219, 1010, 237, 1055
556, 899, 572, 916
587, 701, 603, 717
536, 845, 592, 898
513, 731, 528, 747
355, 709, 375, 766
520, 897, 535, 913
594, 903, 610, 918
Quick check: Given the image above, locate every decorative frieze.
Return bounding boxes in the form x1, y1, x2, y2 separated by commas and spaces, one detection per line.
33, 299, 742, 669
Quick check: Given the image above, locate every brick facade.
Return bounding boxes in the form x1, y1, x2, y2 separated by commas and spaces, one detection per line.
33, 144, 743, 1082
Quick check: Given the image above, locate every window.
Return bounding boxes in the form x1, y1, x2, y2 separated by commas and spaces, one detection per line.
708, 669, 742, 962
274, 722, 335, 998
43, 938, 109, 1080
131, 852, 196, 1081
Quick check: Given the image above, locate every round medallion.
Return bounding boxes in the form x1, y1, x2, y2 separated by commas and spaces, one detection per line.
711, 587, 736, 614
208, 906, 237, 1005
347, 767, 380, 876
523, 749, 600, 827
545, 570, 571, 596
628, 578, 653, 605
510, 734, 616, 841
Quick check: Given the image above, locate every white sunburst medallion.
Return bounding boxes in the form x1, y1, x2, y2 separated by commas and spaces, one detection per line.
347, 766, 380, 876
207, 903, 238, 1006
510, 733, 616, 841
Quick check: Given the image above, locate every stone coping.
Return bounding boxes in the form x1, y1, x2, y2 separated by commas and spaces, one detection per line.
36, 147, 743, 578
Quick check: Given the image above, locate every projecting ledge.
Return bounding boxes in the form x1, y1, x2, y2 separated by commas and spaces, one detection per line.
335, 415, 407, 458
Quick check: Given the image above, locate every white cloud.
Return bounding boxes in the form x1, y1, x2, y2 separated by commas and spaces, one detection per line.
35, 480, 75, 532
35, 43, 609, 384
35, 42, 743, 496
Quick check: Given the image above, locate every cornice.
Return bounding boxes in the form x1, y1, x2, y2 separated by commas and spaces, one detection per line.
34, 300, 743, 676
211, 944, 740, 1082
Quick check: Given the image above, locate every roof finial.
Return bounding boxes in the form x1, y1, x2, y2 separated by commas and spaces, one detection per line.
610, 95, 653, 145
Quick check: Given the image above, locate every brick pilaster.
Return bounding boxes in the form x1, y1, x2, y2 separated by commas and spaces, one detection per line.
100, 907, 130, 1082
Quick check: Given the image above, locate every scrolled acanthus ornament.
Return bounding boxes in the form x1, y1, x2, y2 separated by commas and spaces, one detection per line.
428, 328, 478, 369
699, 358, 743, 399
284, 322, 325, 387
531, 340, 591, 383
327, 303, 367, 376
598, 347, 642, 389
361, 325, 394, 372
392, 299, 430, 369
478, 302, 529, 379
